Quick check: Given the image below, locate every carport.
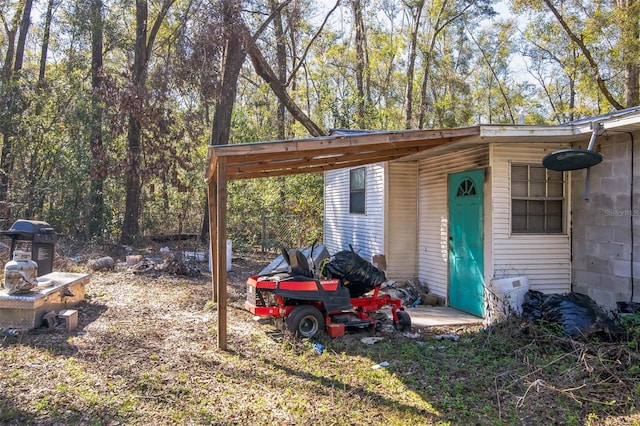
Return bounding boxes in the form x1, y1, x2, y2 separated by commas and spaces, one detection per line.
205, 126, 481, 349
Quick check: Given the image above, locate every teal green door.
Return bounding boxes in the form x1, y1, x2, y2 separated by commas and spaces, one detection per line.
448, 169, 485, 317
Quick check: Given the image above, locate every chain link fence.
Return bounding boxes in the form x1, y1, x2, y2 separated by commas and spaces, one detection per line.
260, 214, 320, 252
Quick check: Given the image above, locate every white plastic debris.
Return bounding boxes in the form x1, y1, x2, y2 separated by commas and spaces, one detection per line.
160, 246, 170, 252
372, 361, 390, 369
361, 337, 385, 345
403, 332, 421, 339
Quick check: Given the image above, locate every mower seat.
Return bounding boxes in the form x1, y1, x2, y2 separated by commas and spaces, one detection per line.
289, 249, 313, 277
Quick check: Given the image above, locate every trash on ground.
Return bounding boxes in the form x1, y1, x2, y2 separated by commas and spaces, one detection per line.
403, 332, 422, 339
429, 345, 449, 350
435, 333, 460, 341
361, 336, 385, 345
130, 254, 201, 277
522, 290, 619, 339
381, 278, 437, 307
87, 256, 115, 271
313, 343, 325, 355
372, 361, 389, 369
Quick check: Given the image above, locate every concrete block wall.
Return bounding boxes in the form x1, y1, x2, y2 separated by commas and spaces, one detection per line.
571, 131, 640, 310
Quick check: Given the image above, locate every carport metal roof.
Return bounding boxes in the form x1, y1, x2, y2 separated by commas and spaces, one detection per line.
205, 121, 602, 349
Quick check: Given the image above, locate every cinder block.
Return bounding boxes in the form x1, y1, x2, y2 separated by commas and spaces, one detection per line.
59, 309, 78, 331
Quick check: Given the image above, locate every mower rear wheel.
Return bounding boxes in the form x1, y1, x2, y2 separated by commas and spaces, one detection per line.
394, 310, 411, 332
286, 305, 325, 338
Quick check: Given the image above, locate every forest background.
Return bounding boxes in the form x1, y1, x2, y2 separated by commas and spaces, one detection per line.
0, 0, 637, 250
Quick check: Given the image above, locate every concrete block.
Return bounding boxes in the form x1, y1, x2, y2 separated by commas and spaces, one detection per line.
584, 194, 612, 211
597, 241, 630, 260
59, 309, 78, 331
584, 255, 613, 274
571, 251, 587, 270
613, 260, 632, 278
584, 225, 613, 243
588, 287, 621, 311
572, 269, 602, 288
604, 275, 633, 293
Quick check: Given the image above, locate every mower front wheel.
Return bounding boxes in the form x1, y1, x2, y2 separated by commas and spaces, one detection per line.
394, 310, 411, 332
286, 305, 325, 338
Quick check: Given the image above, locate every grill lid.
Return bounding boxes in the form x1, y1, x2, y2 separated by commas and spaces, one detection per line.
8, 220, 55, 234
0, 220, 56, 240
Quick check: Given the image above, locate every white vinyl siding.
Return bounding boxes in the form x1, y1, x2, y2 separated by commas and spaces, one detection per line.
491, 143, 571, 294
386, 162, 418, 279
417, 147, 489, 301
324, 163, 386, 261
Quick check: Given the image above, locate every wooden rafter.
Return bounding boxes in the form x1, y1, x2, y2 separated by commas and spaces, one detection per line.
206, 126, 480, 181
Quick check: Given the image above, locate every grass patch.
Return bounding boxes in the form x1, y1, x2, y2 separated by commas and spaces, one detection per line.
1, 262, 639, 425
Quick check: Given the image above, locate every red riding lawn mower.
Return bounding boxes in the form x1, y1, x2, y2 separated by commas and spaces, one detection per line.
245, 243, 411, 338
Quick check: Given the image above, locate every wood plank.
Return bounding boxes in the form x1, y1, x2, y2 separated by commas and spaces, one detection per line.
228, 153, 420, 179
216, 158, 227, 350
207, 180, 217, 303
207, 127, 479, 158
226, 146, 429, 177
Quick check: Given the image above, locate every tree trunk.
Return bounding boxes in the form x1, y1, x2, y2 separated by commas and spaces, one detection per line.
89, 0, 106, 238
350, 0, 368, 128
404, 0, 424, 129
245, 35, 325, 136
271, 0, 287, 208
210, 31, 245, 146
38, 0, 55, 84
13, 0, 33, 74
121, 0, 149, 244
619, 0, 640, 107
201, 1, 246, 242
0, 0, 32, 202
272, 0, 287, 140
121, 0, 174, 244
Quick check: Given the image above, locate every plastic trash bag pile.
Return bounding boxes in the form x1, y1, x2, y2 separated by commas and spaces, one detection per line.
522, 290, 619, 339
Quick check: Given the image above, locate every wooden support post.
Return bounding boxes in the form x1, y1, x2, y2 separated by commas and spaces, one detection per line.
216, 158, 228, 350
207, 179, 218, 302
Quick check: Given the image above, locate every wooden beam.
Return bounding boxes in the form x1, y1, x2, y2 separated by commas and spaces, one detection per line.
216, 158, 228, 350
207, 179, 217, 303
207, 126, 480, 159
226, 149, 435, 179
225, 145, 430, 177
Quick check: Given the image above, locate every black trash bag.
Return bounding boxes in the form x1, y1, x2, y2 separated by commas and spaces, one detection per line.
522, 290, 547, 322
522, 290, 619, 339
542, 292, 619, 338
323, 247, 386, 298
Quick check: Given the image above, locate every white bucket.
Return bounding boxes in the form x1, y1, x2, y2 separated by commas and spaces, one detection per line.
489, 276, 529, 317
209, 240, 232, 272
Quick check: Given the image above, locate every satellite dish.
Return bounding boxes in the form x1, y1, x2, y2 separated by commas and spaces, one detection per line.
542, 148, 603, 171
542, 121, 603, 199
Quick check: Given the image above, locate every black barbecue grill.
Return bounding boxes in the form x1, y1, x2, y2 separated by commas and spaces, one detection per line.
0, 220, 58, 276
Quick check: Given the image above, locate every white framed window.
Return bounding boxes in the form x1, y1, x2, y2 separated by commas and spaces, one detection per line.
350, 167, 365, 214
511, 163, 565, 234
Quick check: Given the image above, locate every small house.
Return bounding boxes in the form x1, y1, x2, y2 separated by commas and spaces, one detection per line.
206, 107, 640, 347
323, 108, 640, 316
